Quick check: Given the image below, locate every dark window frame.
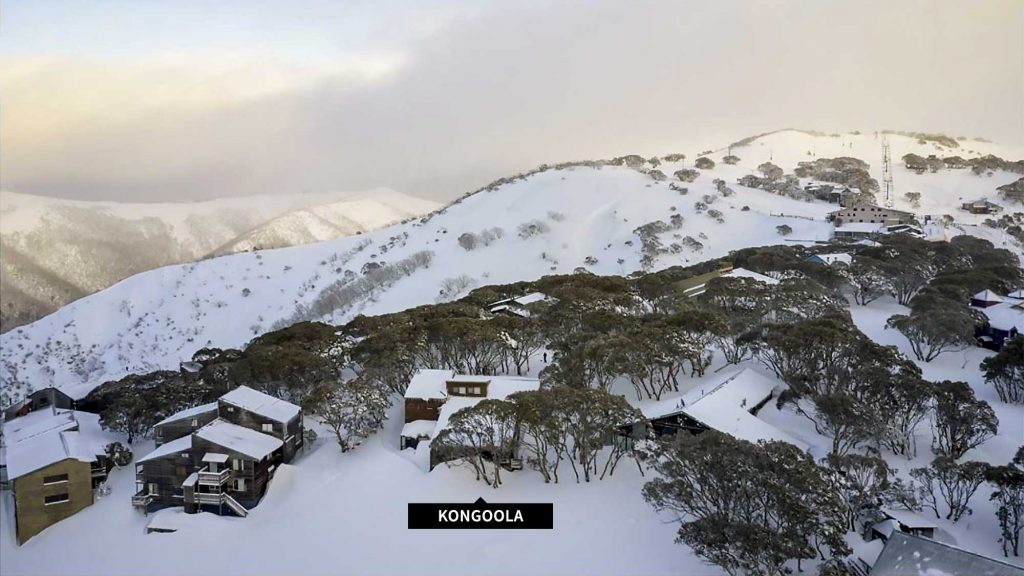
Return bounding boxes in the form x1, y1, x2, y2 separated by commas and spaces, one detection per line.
44, 493, 70, 505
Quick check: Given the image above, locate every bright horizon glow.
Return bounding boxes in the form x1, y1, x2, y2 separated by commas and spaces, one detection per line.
2, 0, 1022, 202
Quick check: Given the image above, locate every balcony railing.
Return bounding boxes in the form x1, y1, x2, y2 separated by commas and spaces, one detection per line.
131, 490, 154, 507
197, 468, 231, 486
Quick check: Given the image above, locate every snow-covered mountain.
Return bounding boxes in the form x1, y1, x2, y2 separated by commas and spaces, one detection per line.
2, 130, 1021, 404
0, 189, 439, 332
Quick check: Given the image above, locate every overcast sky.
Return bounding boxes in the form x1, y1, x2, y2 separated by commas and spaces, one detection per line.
2, 0, 1022, 203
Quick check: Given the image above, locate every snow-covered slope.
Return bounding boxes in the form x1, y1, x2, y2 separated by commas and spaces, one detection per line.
1, 130, 1021, 404
208, 190, 439, 255
0, 189, 438, 332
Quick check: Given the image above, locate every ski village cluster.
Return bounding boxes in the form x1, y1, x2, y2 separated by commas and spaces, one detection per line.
1, 131, 1023, 576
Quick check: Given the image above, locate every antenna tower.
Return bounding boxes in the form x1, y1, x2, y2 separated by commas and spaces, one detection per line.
882, 137, 894, 208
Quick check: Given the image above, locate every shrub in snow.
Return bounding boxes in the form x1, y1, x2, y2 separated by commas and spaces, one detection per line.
721, 154, 740, 165
706, 209, 724, 222
105, 442, 133, 467
584, 256, 598, 266
437, 275, 478, 302
674, 169, 699, 183
776, 224, 793, 236
648, 169, 667, 182
518, 220, 551, 239
457, 232, 479, 250
757, 162, 784, 180
547, 211, 566, 222
693, 157, 715, 170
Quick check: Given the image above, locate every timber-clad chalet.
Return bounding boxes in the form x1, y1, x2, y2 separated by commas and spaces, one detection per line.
400, 369, 541, 468
132, 386, 303, 517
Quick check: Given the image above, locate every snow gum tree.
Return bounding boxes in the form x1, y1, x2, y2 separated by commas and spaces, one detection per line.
432, 399, 519, 488
911, 457, 989, 522
931, 381, 998, 460
886, 306, 978, 362
826, 454, 891, 531
986, 447, 1024, 557
843, 257, 891, 305
981, 336, 1024, 404
312, 376, 392, 452
642, 432, 849, 576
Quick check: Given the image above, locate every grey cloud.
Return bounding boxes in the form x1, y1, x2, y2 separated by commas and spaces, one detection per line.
4, 0, 1022, 202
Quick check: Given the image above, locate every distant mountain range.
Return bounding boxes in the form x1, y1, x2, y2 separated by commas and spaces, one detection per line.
0, 189, 439, 332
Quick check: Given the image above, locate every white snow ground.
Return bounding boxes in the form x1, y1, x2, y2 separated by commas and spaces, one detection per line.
2, 295, 1021, 576
1, 130, 1023, 575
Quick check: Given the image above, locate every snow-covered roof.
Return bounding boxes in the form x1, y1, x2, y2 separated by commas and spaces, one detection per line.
514, 292, 547, 306
405, 371, 539, 403
194, 419, 283, 460
202, 452, 229, 464
155, 402, 218, 427
642, 369, 807, 450
219, 386, 300, 424
4, 430, 101, 480
488, 304, 529, 317
808, 253, 852, 266
429, 376, 541, 437
404, 369, 455, 400
2, 409, 108, 480
981, 297, 1024, 332
872, 519, 899, 539
488, 292, 547, 309
872, 533, 1023, 576
1, 408, 78, 445
835, 223, 884, 233
180, 361, 203, 373
973, 289, 1004, 304
485, 376, 541, 399
881, 507, 937, 530
400, 420, 437, 440
1009, 289, 1024, 299
433, 397, 484, 438
721, 267, 779, 285
137, 435, 193, 463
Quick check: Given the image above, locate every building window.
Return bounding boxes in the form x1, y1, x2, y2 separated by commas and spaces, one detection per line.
44, 493, 69, 505
226, 406, 234, 412
262, 423, 273, 433
191, 418, 198, 427
42, 473, 69, 485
